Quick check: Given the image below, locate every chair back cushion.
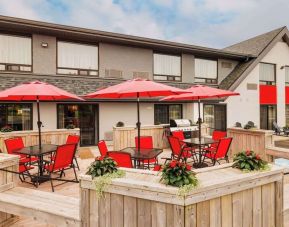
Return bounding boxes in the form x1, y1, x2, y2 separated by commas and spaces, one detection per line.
135, 136, 153, 149
97, 140, 108, 157
66, 135, 80, 144
53, 144, 77, 170
4, 137, 24, 154
215, 137, 233, 159
107, 151, 133, 168
212, 130, 227, 141
172, 131, 185, 141
168, 136, 183, 158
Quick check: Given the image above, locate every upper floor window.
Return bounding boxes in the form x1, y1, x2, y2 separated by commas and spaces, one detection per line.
259, 63, 276, 85
195, 58, 217, 84
0, 34, 32, 72
57, 41, 98, 76
153, 53, 181, 81
285, 66, 289, 85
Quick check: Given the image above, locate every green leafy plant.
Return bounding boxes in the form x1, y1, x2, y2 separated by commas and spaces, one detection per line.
160, 160, 198, 188
232, 150, 269, 171
86, 156, 125, 198
86, 156, 118, 178
66, 124, 75, 129
0, 125, 13, 133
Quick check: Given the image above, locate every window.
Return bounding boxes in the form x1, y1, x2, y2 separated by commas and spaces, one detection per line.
0, 104, 32, 131
154, 104, 182, 124
0, 34, 32, 72
203, 104, 227, 134
260, 105, 277, 130
153, 53, 181, 81
57, 41, 98, 76
285, 66, 289, 85
259, 63, 275, 85
195, 58, 217, 84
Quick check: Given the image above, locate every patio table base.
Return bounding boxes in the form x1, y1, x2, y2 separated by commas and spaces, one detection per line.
193, 162, 208, 168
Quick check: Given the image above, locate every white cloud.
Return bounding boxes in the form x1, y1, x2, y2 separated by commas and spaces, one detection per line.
0, 0, 288, 48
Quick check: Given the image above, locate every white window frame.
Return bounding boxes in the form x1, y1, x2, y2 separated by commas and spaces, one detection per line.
194, 58, 217, 84
57, 41, 99, 76
0, 34, 32, 72
153, 53, 181, 81
259, 62, 276, 85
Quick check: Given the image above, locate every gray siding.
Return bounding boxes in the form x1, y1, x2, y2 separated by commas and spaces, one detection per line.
218, 59, 239, 83
99, 43, 153, 79
32, 34, 57, 75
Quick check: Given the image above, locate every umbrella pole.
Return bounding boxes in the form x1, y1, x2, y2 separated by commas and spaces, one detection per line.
137, 93, 141, 153
198, 99, 202, 164
36, 96, 42, 149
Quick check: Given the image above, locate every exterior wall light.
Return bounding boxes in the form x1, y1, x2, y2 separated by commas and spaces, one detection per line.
41, 42, 48, 48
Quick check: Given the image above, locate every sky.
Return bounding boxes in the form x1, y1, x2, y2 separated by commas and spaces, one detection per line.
0, 0, 288, 48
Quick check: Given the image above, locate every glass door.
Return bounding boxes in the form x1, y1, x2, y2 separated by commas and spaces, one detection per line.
203, 104, 227, 134
57, 104, 98, 146
260, 105, 277, 130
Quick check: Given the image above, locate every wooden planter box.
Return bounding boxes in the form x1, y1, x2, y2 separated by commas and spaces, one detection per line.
0, 154, 19, 226
0, 128, 80, 153
227, 127, 274, 161
80, 164, 284, 227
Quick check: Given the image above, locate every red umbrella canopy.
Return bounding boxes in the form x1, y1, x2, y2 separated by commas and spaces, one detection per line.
161, 85, 239, 101
0, 81, 83, 101
85, 78, 188, 99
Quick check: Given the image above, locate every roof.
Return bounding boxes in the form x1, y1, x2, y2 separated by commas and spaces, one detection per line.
220, 27, 288, 90
0, 15, 252, 60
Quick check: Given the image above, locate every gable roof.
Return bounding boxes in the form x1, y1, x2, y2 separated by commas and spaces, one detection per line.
220, 26, 288, 90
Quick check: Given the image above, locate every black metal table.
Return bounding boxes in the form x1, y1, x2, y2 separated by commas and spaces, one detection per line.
183, 138, 215, 168
121, 147, 163, 168
14, 144, 58, 184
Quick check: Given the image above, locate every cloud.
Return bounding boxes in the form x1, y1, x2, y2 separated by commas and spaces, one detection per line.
0, 0, 288, 48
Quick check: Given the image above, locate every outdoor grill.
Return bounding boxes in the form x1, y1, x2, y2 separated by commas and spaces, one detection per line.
169, 119, 198, 139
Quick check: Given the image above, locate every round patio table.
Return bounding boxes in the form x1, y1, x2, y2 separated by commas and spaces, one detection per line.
183, 137, 215, 168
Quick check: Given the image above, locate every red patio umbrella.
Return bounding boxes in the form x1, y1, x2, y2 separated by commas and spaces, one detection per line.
162, 85, 239, 165
0, 81, 83, 148
85, 78, 189, 151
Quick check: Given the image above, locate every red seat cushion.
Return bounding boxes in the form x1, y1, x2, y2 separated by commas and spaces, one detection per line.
19, 165, 34, 173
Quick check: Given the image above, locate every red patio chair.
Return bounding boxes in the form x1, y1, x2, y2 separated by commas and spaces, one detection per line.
204, 137, 232, 165
135, 136, 157, 168
171, 131, 196, 153
4, 137, 38, 164
168, 136, 193, 162
44, 143, 78, 192
66, 135, 80, 170
4, 138, 35, 183
97, 140, 109, 157
210, 130, 227, 149
107, 151, 133, 168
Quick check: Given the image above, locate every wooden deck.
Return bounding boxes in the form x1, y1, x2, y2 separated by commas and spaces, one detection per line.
6, 146, 289, 227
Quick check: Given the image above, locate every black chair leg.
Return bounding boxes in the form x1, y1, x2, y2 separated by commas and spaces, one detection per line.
73, 165, 78, 181
49, 172, 54, 192
74, 157, 80, 170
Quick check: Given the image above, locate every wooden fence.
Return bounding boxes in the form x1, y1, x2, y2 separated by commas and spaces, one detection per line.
0, 129, 80, 153
80, 164, 284, 227
227, 127, 274, 161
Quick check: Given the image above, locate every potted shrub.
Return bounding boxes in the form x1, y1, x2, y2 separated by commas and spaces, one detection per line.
232, 150, 269, 171
160, 160, 198, 196
0, 125, 13, 133
86, 156, 125, 198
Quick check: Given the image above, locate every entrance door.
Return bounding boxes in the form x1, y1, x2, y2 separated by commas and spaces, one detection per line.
260, 105, 277, 130
203, 104, 227, 134
57, 104, 98, 146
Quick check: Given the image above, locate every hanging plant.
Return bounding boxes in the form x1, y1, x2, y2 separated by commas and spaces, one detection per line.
0, 125, 13, 133
232, 150, 269, 172
160, 160, 198, 196
86, 156, 125, 198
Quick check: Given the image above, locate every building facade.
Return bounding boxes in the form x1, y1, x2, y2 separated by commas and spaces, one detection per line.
0, 16, 288, 145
